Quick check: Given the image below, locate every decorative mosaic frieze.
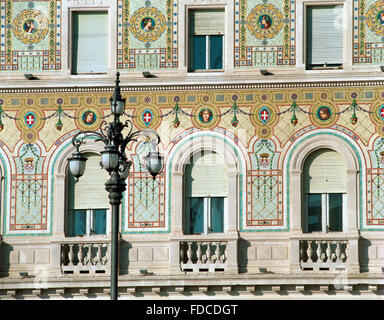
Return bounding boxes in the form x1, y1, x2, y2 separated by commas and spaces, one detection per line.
235, 0, 295, 68
0, 0, 61, 72
117, 0, 178, 70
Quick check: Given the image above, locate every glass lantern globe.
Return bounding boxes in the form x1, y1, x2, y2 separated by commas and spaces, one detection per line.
101, 146, 120, 171
145, 151, 164, 179
68, 151, 87, 181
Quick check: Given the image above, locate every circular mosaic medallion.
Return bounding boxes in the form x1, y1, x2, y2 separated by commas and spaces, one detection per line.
133, 105, 161, 130
17, 106, 44, 133
256, 125, 273, 139
12, 9, 49, 45
129, 7, 166, 43
247, 4, 284, 39
22, 130, 37, 144
310, 104, 338, 127
366, 1, 384, 36
75, 107, 101, 131
192, 105, 220, 129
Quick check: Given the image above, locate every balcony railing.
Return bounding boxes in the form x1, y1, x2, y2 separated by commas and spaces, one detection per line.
299, 239, 348, 271
60, 240, 110, 275
180, 240, 228, 272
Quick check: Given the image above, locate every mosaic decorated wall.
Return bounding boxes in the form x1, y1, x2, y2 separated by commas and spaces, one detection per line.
354, 0, 384, 64
2, 0, 384, 73
0, 82, 384, 236
0, 0, 61, 72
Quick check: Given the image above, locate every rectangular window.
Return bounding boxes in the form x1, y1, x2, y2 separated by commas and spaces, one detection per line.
72, 11, 108, 74
187, 197, 225, 234
68, 209, 109, 237
306, 5, 343, 70
305, 193, 344, 233
188, 9, 224, 72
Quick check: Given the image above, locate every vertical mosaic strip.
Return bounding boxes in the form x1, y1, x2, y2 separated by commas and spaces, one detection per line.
235, 0, 295, 68
354, 0, 384, 64
247, 170, 283, 226
367, 168, 384, 226
0, 0, 61, 72
10, 143, 48, 232
117, 0, 178, 70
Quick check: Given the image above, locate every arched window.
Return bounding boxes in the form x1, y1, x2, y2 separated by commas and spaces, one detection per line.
184, 150, 228, 234
66, 152, 111, 237
302, 148, 346, 233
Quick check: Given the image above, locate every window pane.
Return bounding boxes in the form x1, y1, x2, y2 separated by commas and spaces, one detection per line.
93, 209, 107, 235
189, 197, 204, 234
190, 35, 206, 70
69, 209, 86, 236
209, 35, 223, 69
211, 197, 224, 233
307, 194, 322, 232
329, 193, 343, 232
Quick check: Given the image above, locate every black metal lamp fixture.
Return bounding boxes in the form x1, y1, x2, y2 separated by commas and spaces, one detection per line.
67, 72, 163, 300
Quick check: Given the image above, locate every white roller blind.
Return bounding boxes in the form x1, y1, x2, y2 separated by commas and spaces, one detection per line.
303, 149, 346, 194
306, 6, 343, 66
72, 12, 108, 74
189, 9, 225, 35
68, 153, 110, 209
185, 151, 228, 197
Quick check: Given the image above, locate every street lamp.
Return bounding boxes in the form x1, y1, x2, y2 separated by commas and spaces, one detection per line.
67, 72, 163, 300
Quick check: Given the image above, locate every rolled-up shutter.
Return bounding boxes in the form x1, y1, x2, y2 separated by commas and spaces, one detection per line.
185, 151, 227, 197
72, 12, 108, 74
303, 149, 346, 193
189, 9, 225, 35
306, 6, 343, 67
67, 153, 110, 209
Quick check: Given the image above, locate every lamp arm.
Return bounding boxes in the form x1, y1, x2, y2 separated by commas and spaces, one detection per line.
71, 130, 109, 151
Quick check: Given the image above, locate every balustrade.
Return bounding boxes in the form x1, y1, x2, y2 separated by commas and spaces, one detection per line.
61, 241, 110, 275
180, 241, 228, 272
299, 239, 348, 271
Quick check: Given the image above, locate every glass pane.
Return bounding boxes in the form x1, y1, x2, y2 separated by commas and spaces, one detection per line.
209, 35, 223, 69
307, 194, 322, 232
69, 209, 86, 236
329, 193, 343, 232
211, 197, 224, 233
189, 197, 204, 234
190, 35, 206, 70
93, 209, 107, 235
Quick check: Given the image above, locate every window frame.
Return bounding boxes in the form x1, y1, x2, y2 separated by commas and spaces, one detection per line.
186, 6, 227, 74
185, 196, 228, 235
69, 8, 110, 76
67, 208, 111, 237
303, 193, 346, 233
296, 0, 352, 73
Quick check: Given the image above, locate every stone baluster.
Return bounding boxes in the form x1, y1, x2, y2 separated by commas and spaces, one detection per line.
299, 241, 305, 262
95, 244, 102, 265
102, 244, 109, 265
180, 243, 185, 264
316, 241, 322, 262
206, 242, 212, 264
196, 242, 202, 264
68, 244, 74, 266
307, 241, 313, 263
77, 244, 84, 266
215, 242, 221, 264
219, 242, 226, 263
61, 245, 67, 265
326, 241, 331, 262
341, 241, 347, 262
186, 242, 193, 264
85, 244, 92, 265
335, 241, 341, 262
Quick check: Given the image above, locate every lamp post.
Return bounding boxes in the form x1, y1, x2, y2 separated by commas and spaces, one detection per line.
67, 72, 163, 300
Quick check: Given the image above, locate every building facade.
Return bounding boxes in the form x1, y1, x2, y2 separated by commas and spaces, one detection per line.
0, 0, 384, 299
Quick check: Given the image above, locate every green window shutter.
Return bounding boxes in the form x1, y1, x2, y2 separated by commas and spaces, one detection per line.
68, 153, 110, 209
72, 12, 108, 74
303, 149, 347, 194
189, 9, 225, 35
185, 151, 228, 197
306, 6, 343, 67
